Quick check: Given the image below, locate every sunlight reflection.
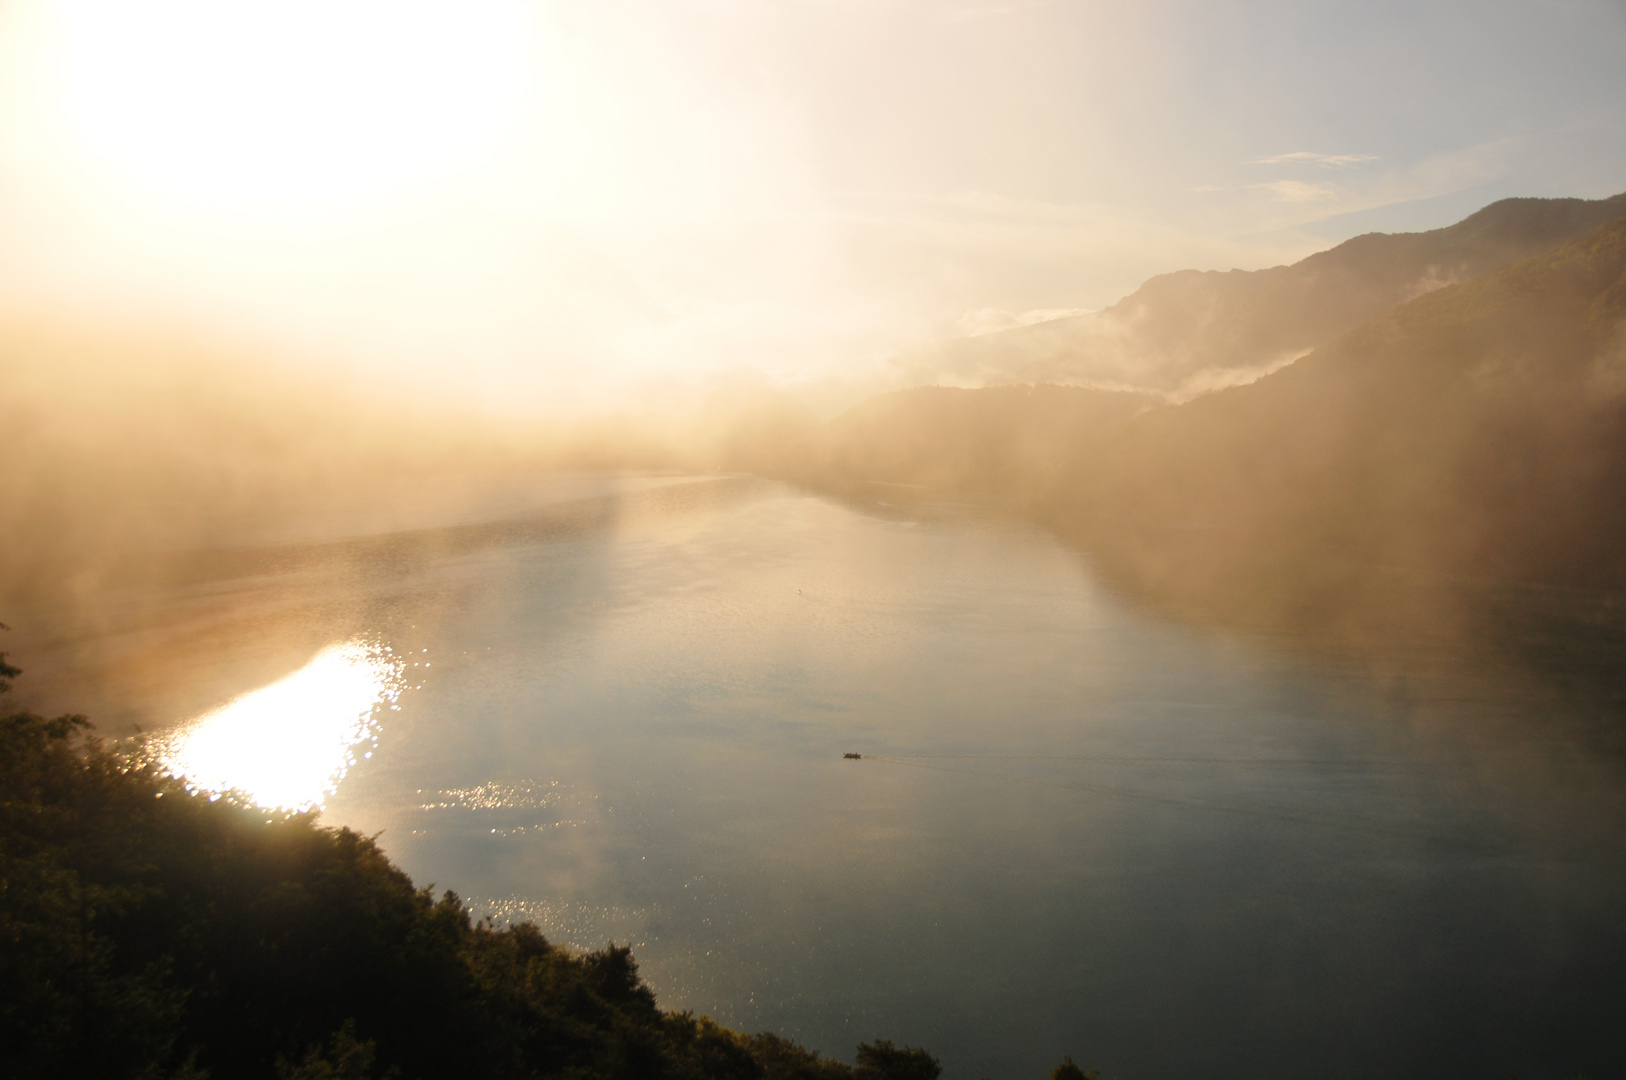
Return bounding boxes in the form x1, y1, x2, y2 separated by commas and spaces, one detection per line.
159, 641, 404, 811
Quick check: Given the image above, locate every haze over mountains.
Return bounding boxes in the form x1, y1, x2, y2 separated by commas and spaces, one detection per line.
899, 192, 1626, 402
775, 193, 1626, 645
1078, 214, 1626, 622
8, 190, 1626, 657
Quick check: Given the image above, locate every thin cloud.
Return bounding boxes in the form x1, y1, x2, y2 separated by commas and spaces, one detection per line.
957, 306, 1092, 337
1250, 151, 1379, 167
1250, 180, 1340, 203
942, 4, 1023, 21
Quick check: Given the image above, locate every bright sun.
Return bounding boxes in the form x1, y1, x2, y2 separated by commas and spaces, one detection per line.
27, 0, 536, 217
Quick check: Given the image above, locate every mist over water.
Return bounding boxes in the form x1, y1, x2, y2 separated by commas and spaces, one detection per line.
4, 3, 1625, 1076
15, 475, 1624, 1079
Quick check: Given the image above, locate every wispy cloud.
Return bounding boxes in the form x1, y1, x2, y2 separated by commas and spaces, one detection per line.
942, 4, 1022, 21
1250, 151, 1379, 168
956, 306, 1092, 337
1250, 180, 1340, 203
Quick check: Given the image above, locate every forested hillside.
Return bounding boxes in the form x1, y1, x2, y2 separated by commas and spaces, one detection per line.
0, 655, 952, 1080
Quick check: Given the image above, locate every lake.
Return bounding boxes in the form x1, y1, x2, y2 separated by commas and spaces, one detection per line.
14, 472, 1626, 1080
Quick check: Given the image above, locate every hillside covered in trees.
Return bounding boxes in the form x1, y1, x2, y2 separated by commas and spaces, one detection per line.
0, 651, 963, 1080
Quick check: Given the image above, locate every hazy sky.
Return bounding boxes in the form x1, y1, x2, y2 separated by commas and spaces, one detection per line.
1, 0, 1623, 410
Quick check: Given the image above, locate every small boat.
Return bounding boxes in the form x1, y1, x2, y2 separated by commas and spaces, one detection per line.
843, 752, 862, 760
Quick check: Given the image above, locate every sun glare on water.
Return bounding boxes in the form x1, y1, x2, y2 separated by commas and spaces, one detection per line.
158, 642, 405, 811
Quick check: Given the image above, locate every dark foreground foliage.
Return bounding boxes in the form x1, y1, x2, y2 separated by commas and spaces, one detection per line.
0, 655, 945, 1080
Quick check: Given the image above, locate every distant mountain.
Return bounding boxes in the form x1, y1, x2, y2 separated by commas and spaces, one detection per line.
777, 204, 1626, 643
1073, 212, 1626, 616
900, 191, 1626, 401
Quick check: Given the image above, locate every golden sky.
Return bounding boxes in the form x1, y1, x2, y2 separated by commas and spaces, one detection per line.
1, 0, 1623, 411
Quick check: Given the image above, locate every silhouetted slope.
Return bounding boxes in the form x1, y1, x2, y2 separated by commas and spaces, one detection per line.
0, 676, 943, 1080
1080, 215, 1626, 599
904, 192, 1626, 398
785, 209, 1626, 645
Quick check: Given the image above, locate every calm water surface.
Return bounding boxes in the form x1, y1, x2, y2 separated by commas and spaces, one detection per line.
21, 474, 1626, 1079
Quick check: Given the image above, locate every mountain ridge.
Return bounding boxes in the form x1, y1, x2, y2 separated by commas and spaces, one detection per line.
1085, 212, 1626, 582
772, 202, 1626, 651
898, 191, 1626, 400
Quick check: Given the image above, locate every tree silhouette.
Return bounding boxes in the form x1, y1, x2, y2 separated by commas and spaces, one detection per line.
854, 1039, 941, 1080
1, 658, 945, 1079
1051, 1056, 1100, 1080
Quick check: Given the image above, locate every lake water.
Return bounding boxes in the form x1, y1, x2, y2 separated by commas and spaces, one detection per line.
16, 473, 1626, 1079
